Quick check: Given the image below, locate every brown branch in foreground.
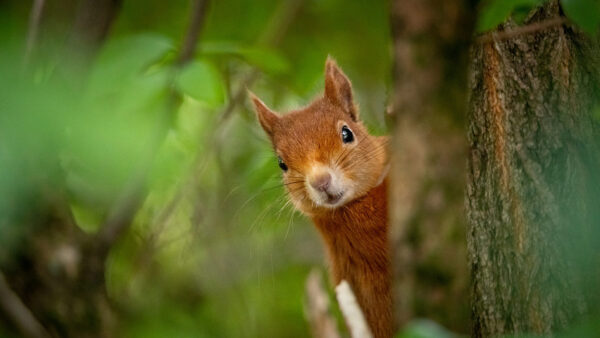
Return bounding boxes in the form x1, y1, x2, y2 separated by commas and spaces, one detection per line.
304, 269, 341, 338
24, 0, 46, 66
476, 17, 567, 44
95, 0, 210, 254
0, 272, 50, 338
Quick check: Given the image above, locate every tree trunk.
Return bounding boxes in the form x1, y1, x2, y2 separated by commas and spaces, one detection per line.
389, 0, 475, 332
467, 2, 600, 336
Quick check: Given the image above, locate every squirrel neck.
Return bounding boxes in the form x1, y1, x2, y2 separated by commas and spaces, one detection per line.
311, 178, 393, 338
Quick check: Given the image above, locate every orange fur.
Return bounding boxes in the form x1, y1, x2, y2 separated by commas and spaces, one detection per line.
250, 58, 393, 337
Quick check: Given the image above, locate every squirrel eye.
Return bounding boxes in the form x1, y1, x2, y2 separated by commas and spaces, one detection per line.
341, 125, 354, 143
277, 156, 288, 171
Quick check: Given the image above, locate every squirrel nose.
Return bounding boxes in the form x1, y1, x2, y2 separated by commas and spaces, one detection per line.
309, 172, 331, 192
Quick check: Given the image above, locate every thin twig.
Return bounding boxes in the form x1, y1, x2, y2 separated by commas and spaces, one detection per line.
0, 272, 50, 338
24, 0, 46, 66
477, 17, 567, 44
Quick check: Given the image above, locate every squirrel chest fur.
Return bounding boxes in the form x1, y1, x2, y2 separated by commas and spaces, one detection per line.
250, 57, 393, 338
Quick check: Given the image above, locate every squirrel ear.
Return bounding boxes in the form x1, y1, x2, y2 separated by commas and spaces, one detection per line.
324, 56, 358, 121
248, 91, 279, 137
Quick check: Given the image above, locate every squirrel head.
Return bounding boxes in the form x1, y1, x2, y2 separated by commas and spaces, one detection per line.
250, 57, 388, 215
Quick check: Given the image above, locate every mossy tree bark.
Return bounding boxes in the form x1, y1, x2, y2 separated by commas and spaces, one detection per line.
467, 2, 600, 336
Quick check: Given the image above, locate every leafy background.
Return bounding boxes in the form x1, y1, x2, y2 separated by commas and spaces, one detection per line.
1, 0, 599, 336
0, 0, 391, 336
478, 0, 600, 33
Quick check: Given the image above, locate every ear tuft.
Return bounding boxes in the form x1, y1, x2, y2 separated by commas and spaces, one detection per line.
324, 56, 358, 121
248, 90, 280, 137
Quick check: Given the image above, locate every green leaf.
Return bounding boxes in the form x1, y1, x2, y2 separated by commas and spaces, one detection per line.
562, 0, 600, 34
200, 41, 240, 54
395, 319, 456, 338
512, 6, 533, 24
176, 60, 225, 107
240, 47, 289, 74
70, 202, 103, 233
98, 34, 173, 67
201, 41, 290, 74
89, 34, 174, 92
477, 0, 543, 32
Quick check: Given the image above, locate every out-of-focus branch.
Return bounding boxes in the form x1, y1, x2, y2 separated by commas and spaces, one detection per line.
217, 0, 303, 125
257, 0, 303, 46
145, 0, 304, 244
68, 0, 122, 58
24, 0, 46, 66
178, 0, 209, 65
0, 272, 50, 338
335, 280, 372, 338
95, 0, 210, 254
96, 173, 147, 254
389, 0, 473, 328
304, 269, 341, 338
216, 71, 260, 124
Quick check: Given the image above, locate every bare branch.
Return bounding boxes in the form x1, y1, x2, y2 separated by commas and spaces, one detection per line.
476, 17, 567, 44
24, 0, 46, 66
178, 0, 210, 65
304, 269, 341, 338
335, 280, 372, 338
0, 272, 50, 338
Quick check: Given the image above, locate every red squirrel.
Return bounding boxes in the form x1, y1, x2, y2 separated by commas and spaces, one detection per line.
250, 58, 393, 338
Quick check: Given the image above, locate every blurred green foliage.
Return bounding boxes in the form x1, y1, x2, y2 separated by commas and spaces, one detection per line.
477, 0, 544, 31
0, 0, 391, 336
477, 0, 600, 33
562, 0, 600, 33
2, 0, 600, 336
395, 319, 458, 338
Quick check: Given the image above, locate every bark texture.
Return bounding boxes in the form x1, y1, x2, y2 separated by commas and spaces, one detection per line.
467, 2, 600, 336
389, 0, 475, 332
